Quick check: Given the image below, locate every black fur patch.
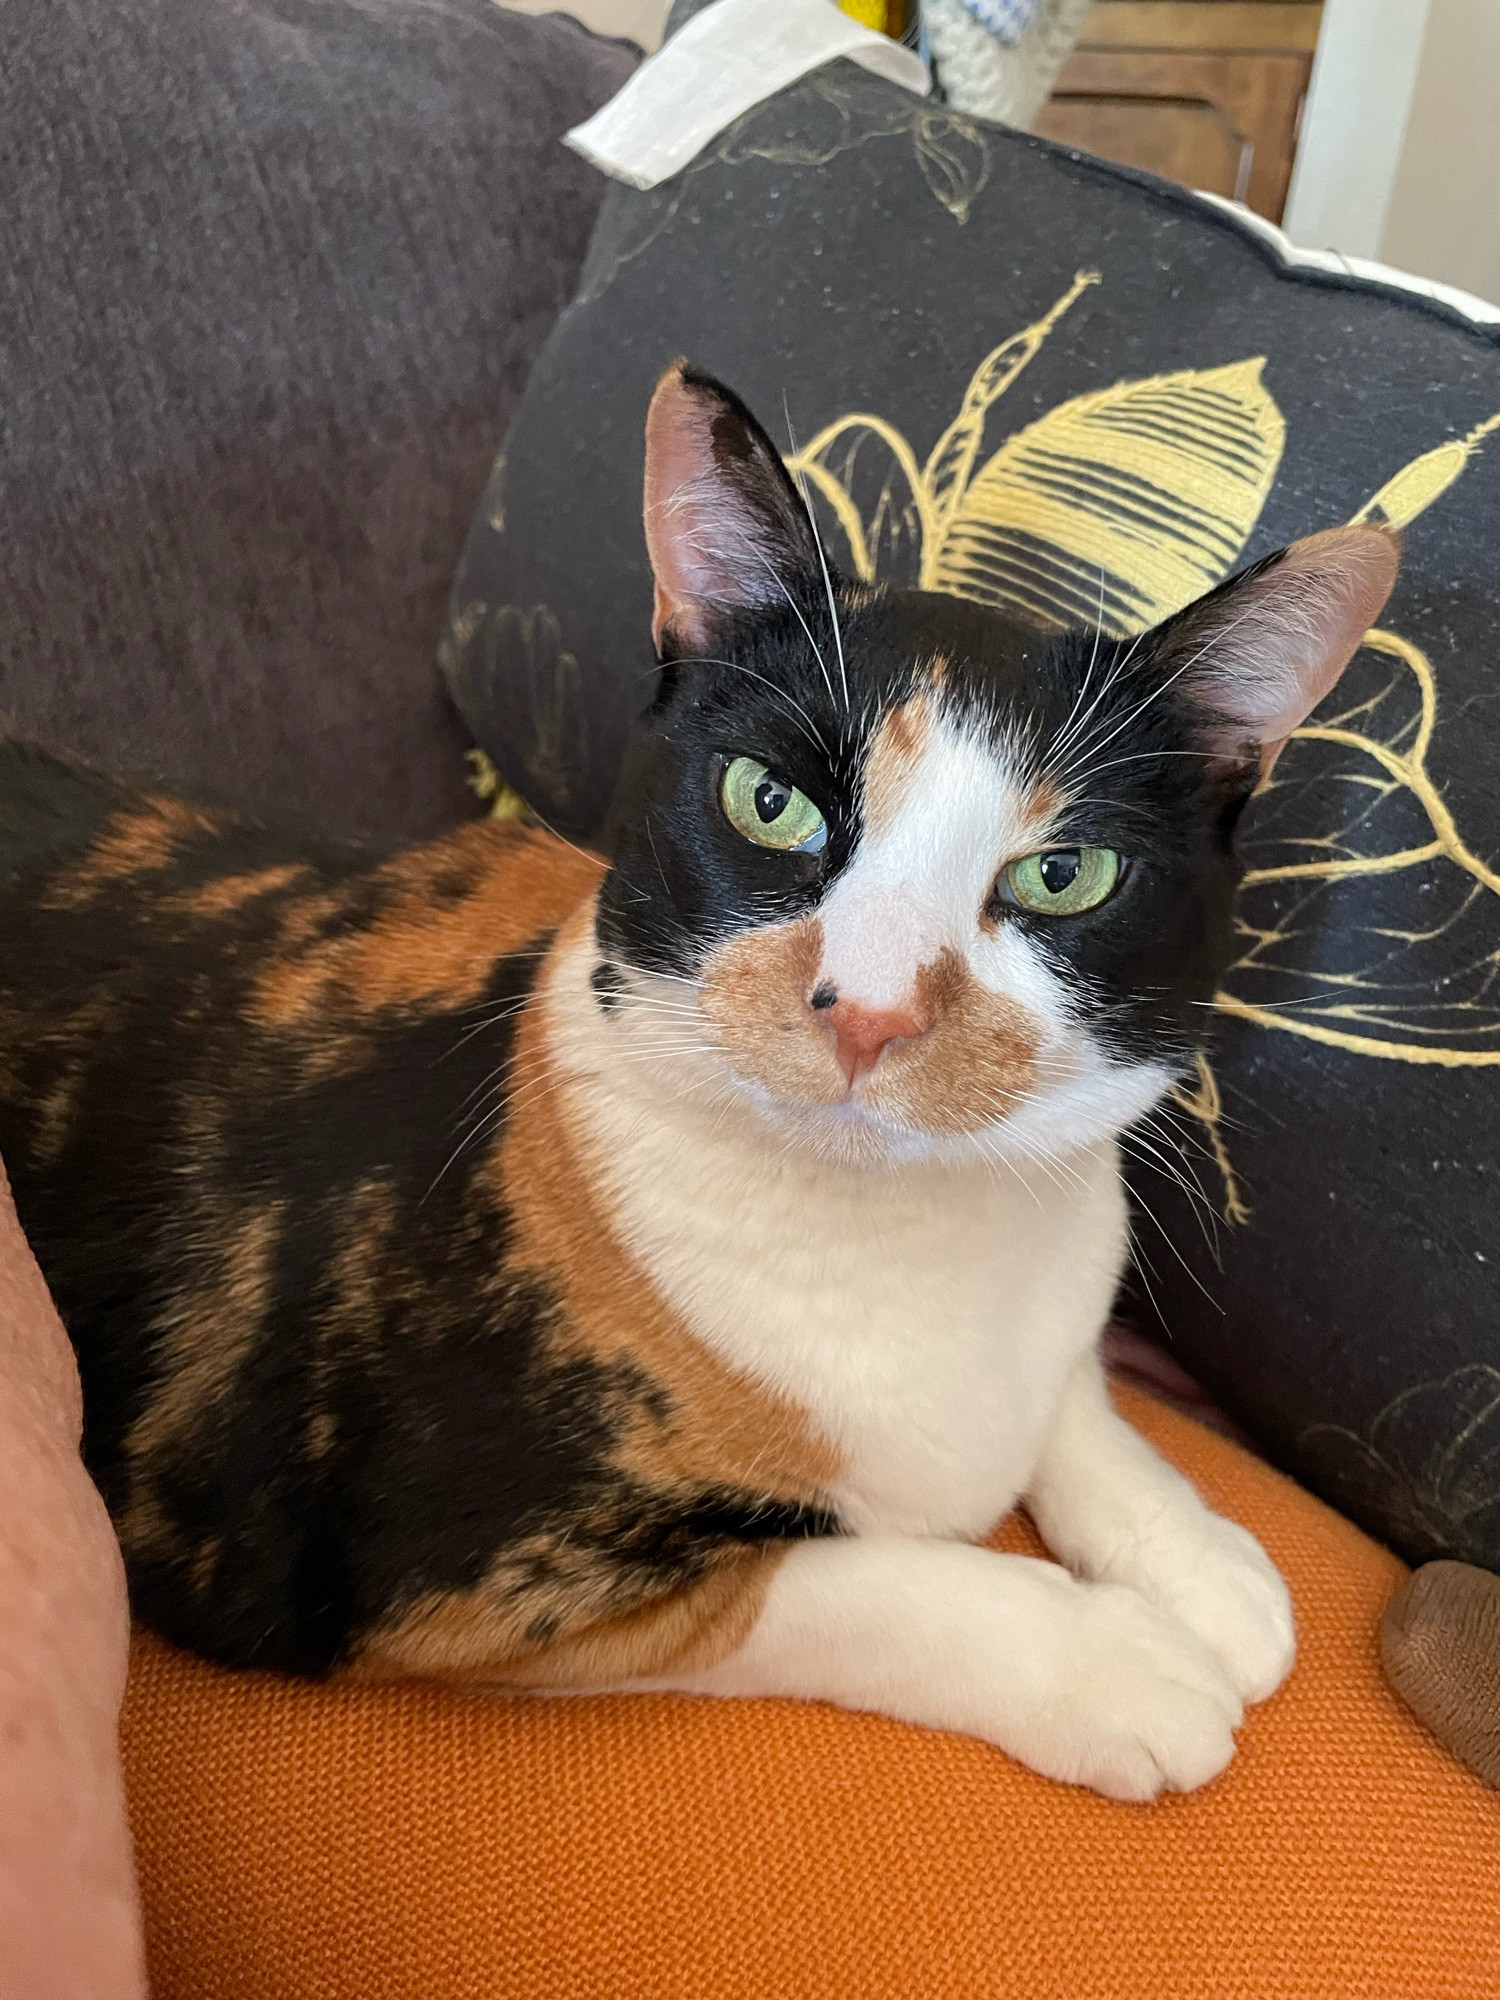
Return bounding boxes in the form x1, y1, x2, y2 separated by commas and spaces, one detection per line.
599, 576, 1250, 1077
589, 958, 626, 1013
598, 369, 1270, 1081
0, 741, 838, 1675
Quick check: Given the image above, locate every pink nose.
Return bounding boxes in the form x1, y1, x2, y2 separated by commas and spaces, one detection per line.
822, 999, 928, 1087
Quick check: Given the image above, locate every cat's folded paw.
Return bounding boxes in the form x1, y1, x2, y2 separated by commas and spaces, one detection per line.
1013, 1581, 1243, 1802
1116, 1512, 1295, 1706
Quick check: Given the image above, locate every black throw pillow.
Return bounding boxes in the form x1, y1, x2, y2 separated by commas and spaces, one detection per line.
442, 56, 1500, 1573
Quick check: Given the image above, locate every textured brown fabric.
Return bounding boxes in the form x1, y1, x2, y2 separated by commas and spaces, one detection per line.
120, 1385, 1500, 2000
1383, 1560, 1500, 1791
0, 0, 635, 844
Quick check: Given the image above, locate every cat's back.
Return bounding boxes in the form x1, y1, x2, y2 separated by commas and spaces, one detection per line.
0, 735, 337, 978
0, 735, 145, 885
0, 737, 602, 1010
0, 733, 605, 1285
0, 741, 612, 1671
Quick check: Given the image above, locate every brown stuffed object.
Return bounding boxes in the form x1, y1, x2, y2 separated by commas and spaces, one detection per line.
1382, 1562, 1500, 1791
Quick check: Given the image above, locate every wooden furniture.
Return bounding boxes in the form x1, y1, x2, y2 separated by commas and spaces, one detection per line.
1035, 2, 1324, 222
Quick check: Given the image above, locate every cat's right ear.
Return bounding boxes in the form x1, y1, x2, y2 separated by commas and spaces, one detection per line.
1154, 524, 1401, 782
643, 360, 824, 661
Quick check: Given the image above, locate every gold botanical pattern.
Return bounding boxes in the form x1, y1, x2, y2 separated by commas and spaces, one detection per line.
576, 73, 995, 306
465, 750, 532, 824
719, 73, 992, 225
1224, 622, 1500, 1067
440, 602, 587, 819
1170, 1052, 1251, 1229
786, 275, 1500, 1218
788, 270, 1285, 632
1299, 1366, 1500, 1567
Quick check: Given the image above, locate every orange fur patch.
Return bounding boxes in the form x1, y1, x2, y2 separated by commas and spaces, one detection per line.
700, 912, 1040, 1136
698, 915, 847, 1107
29, 993, 119, 1168
351, 909, 838, 1689
861, 692, 935, 839
168, 863, 311, 919
120, 1199, 284, 1572
1024, 773, 1066, 833
864, 948, 1040, 1134
350, 1543, 777, 1691
249, 824, 604, 1027
46, 797, 224, 908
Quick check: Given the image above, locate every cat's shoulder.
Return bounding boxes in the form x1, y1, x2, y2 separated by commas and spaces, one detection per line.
0, 737, 602, 923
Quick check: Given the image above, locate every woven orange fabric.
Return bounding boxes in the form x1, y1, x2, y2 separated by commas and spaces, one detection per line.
120, 1385, 1500, 2000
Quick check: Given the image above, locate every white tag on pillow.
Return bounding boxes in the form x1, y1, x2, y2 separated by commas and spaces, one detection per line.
564, 0, 930, 190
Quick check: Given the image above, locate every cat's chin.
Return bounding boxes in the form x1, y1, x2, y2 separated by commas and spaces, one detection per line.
717, 1075, 1025, 1172
801, 1095, 955, 1167
708, 1072, 955, 1167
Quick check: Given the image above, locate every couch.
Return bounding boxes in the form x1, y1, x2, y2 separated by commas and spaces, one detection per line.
2, 3, 1497, 1995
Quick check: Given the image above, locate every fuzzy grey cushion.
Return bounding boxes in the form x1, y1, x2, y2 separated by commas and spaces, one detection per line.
0, 0, 635, 841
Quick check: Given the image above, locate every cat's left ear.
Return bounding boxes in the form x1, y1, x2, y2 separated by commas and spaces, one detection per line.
1158, 524, 1401, 779
642, 360, 824, 659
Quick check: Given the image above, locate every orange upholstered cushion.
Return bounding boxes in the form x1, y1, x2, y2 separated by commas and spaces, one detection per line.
120, 1385, 1500, 1999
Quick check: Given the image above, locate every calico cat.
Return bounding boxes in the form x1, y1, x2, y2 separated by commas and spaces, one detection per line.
0, 362, 1398, 1800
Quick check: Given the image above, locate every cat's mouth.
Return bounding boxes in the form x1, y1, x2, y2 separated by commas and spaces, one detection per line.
708, 1030, 1177, 1178
720, 1067, 986, 1163
600, 953, 1157, 1165
691, 918, 1047, 1141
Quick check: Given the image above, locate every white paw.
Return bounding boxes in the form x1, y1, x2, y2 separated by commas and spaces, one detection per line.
1010, 1581, 1244, 1802
1111, 1512, 1296, 1705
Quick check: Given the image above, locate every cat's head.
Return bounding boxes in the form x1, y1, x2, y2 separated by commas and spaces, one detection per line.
592, 361, 1398, 1165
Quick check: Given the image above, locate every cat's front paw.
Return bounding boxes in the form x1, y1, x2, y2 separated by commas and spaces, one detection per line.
1013, 1581, 1244, 1802
1116, 1512, 1295, 1705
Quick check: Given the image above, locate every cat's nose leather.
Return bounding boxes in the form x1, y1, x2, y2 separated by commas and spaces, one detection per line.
822, 1000, 928, 1087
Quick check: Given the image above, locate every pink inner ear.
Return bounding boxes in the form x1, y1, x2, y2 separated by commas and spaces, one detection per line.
643, 365, 779, 658
643, 376, 720, 654
641, 361, 822, 660
1188, 525, 1401, 775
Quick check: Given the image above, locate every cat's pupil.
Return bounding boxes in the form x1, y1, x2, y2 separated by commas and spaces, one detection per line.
1040, 850, 1081, 894
754, 775, 792, 824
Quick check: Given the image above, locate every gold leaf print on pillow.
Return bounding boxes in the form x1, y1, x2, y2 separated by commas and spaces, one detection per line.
786, 275, 1500, 1218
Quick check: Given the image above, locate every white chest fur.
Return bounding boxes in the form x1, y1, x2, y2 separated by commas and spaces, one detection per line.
549, 941, 1131, 1540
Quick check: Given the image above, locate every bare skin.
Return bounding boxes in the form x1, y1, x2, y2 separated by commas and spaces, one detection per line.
0, 1159, 146, 2000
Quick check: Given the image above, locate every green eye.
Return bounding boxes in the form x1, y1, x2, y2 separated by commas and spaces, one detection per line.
720, 757, 828, 854
1005, 847, 1121, 916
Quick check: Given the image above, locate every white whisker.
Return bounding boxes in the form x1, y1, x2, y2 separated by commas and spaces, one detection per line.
782, 396, 849, 716
670, 653, 830, 755
1062, 599, 1264, 785
1124, 1175, 1224, 1315
746, 544, 838, 713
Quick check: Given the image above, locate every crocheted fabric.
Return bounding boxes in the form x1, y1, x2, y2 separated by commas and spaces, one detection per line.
951, 0, 1046, 44
923, 0, 1089, 121
120, 1385, 1500, 2000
